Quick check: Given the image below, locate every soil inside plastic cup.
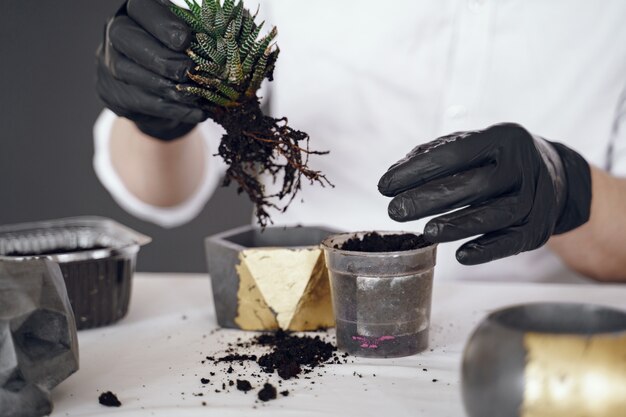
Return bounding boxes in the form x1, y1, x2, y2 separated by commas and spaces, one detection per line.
322, 231, 437, 358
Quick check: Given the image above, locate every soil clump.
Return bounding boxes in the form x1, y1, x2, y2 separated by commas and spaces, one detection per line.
338, 232, 431, 252
236, 379, 253, 392
98, 391, 121, 407
257, 383, 277, 402
254, 330, 336, 379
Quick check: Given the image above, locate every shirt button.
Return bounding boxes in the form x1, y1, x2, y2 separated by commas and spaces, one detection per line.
445, 105, 468, 119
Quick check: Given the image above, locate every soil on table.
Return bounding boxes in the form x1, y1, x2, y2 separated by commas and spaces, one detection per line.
208, 330, 337, 380
337, 232, 431, 252
257, 383, 277, 402
236, 379, 253, 392
196, 329, 348, 403
98, 391, 121, 407
254, 330, 336, 380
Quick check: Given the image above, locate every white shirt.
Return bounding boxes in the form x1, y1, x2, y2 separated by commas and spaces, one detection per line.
95, 0, 626, 283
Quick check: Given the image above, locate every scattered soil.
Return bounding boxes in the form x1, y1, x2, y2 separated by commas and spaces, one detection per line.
257, 383, 277, 402
337, 232, 431, 252
4, 245, 110, 257
216, 354, 258, 363
98, 391, 121, 407
236, 379, 253, 392
194, 329, 352, 404
255, 330, 336, 380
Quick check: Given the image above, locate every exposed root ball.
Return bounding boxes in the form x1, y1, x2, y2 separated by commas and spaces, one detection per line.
213, 100, 332, 226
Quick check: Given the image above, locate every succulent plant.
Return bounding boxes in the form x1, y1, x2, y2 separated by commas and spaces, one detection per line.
171, 0, 331, 226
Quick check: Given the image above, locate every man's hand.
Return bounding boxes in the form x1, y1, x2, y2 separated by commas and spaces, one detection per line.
378, 123, 592, 265
96, 0, 207, 141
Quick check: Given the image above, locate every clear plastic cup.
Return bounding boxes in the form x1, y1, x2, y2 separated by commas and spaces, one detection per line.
322, 231, 437, 358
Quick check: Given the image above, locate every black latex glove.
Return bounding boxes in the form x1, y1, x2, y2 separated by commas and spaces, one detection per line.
96, 0, 207, 141
378, 123, 592, 265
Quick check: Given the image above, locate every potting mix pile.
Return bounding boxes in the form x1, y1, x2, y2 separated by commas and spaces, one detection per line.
338, 232, 432, 252
194, 330, 349, 403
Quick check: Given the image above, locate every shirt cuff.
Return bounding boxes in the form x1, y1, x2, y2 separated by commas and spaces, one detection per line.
93, 109, 228, 228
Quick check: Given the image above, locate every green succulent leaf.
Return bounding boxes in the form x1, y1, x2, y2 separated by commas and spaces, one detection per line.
183, 0, 201, 16
179, 85, 233, 106
187, 49, 211, 67
196, 33, 226, 65
225, 22, 244, 84
246, 47, 270, 96
240, 21, 264, 65
230, 2, 245, 40
216, 83, 241, 101
223, 0, 235, 18
195, 61, 227, 79
200, 0, 217, 32
213, 7, 227, 36
240, 9, 255, 45
170, 6, 204, 33
171, 0, 280, 108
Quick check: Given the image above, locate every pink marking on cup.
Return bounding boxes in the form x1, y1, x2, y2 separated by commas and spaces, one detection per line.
352, 335, 396, 349
377, 336, 396, 342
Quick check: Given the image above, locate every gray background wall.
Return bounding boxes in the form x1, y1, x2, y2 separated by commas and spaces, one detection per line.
0, 1, 252, 272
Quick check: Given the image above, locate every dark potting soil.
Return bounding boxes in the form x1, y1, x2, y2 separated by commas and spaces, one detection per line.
216, 354, 258, 363
236, 379, 253, 392
254, 330, 336, 380
257, 383, 277, 402
98, 391, 121, 407
195, 329, 350, 404
337, 232, 431, 252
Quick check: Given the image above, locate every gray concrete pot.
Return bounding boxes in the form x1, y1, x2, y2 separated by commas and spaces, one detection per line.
462, 302, 626, 417
205, 225, 338, 331
0, 259, 79, 417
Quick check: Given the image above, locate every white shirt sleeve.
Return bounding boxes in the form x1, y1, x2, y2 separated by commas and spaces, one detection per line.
93, 109, 227, 228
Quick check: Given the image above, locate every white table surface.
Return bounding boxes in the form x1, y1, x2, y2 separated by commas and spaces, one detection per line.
50, 273, 626, 417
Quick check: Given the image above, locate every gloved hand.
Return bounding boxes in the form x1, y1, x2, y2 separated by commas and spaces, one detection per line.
378, 123, 592, 265
96, 0, 207, 141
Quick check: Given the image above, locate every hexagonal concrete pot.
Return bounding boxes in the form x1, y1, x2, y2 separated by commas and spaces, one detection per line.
205, 225, 338, 331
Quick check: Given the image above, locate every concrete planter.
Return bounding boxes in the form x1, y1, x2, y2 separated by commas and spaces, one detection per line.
0, 259, 79, 417
205, 225, 338, 331
462, 303, 626, 417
